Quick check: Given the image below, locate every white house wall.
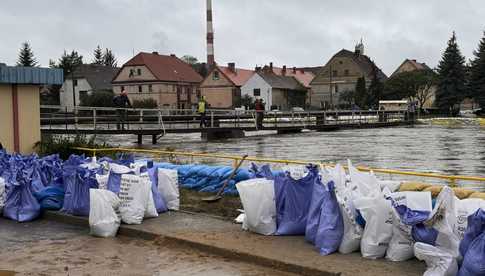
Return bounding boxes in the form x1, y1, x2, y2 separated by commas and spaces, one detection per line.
60, 78, 92, 108
241, 74, 272, 110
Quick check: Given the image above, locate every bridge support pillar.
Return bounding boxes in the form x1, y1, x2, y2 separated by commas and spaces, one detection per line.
152, 135, 157, 145
277, 129, 302, 135
201, 129, 245, 141
137, 135, 143, 144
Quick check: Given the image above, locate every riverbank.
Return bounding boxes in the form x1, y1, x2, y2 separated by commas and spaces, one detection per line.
43, 211, 425, 276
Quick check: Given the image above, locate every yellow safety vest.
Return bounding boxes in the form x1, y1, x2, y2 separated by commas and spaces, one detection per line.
198, 101, 206, 113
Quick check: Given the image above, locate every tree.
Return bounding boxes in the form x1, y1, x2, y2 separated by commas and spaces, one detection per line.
339, 90, 355, 108
17, 42, 38, 67
181, 55, 198, 65
354, 76, 368, 109
384, 70, 437, 110
436, 32, 467, 114
367, 68, 384, 109
469, 31, 485, 110
51, 50, 84, 79
181, 54, 208, 77
238, 94, 255, 110
80, 90, 115, 107
92, 45, 104, 65
103, 48, 117, 67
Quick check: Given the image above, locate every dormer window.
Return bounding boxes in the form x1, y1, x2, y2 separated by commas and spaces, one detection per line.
213, 71, 220, 80
137, 68, 142, 75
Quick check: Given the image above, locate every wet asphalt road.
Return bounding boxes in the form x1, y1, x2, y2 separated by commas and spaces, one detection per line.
0, 218, 295, 276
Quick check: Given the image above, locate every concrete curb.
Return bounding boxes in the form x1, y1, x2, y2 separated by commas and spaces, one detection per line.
43, 211, 337, 276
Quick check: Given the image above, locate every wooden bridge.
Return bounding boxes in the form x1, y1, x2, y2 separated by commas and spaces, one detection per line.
40, 106, 414, 143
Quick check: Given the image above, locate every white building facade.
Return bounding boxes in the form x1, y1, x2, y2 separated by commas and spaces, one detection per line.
240, 73, 273, 110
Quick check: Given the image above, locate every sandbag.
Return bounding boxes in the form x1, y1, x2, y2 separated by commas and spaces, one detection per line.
452, 187, 475, 200
236, 178, 276, 235
96, 174, 109, 190
331, 164, 363, 254
453, 198, 485, 240
282, 165, 308, 180
399, 181, 431, 192
314, 181, 344, 255
469, 192, 485, 200
140, 173, 158, 218
3, 178, 41, 222
386, 191, 432, 261
378, 179, 401, 192
0, 177, 5, 213
305, 174, 326, 244
414, 242, 458, 276
33, 186, 65, 210
147, 167, 168, 213
459, 232, 485, 275
119, 174, 148, 224
459, 208, 485, 258
107, 163, 132, 194
61, 165, 97, 216
275, 165, 318, 235
157, 168, 179, 210
89, 189, 121, 238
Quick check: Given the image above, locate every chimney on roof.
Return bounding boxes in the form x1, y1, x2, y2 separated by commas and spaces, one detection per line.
269, 62, 273, 72
152, 51, 159, 55
282, 65, 287, 75
206, 0, 215, 68
292, 66, 296, 74
170, 54, 176, 57
228, 62, 236, 73
255, 66, 261, 72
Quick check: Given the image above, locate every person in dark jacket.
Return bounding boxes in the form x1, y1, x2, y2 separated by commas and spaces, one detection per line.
113, 90, 132, 130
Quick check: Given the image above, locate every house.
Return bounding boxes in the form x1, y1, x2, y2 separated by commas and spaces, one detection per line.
60, 64, 120, 108
241, 63, 313, 110
0, 64, 63, 153
310, 41, 387, 109
112, 52, 203, 109
391, 59, 436, 109
200, 63, 254, 109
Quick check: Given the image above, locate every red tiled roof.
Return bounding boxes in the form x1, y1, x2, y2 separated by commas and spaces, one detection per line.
218, 66, 255, 86
115, 52, 203, 83
271, 67, 315, 88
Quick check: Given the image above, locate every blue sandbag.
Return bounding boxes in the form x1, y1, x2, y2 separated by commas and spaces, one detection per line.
459, 231, 485, 276
147, 167, 168, 213
3, 179, 41, 222
275, 165, 317, 235
305, 176, 326, 244
411, 223, 438, 245
314, 181, 344, 255
61, 164, 98, 216
459, 209, 485, 258
33, 186, 65, 210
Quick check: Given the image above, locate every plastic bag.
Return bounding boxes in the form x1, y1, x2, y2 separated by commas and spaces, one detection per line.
331, 164, 363, 254
89, 189, 121, 238
459, 208, 485, 259
305, 174, 326, 244
459, 231, 485, 276
96, 174, 109, 190
453, 198, 485, 240
33, 186, 65, 210
0, 177, 5, 213
353, 190, 393, 259
275, 165, 318, 235
3, 178, 41, 222
119, 174, 147, 224
147, 167, 168, 213
157, 168, 179, 210
107, 163, 132, 194
140, 173, 158, 218
414, 242, 458, 276
61, 166, 97, 216
236, 178, 276, 235
386, 191, 432, 261
314, 181, 344, 255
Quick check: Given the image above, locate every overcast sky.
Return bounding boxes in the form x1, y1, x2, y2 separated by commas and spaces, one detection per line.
1, 0, 484, 75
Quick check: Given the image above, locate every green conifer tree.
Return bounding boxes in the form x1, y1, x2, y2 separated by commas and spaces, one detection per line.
92, 45, 104, 65
17, 42, 38, 67
103, 48, 117, 67
354, 76, 368, 109
436, 32, 467, 114
469, 31, 485, 110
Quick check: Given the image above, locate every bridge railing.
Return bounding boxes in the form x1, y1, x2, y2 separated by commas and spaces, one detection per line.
40, 105, 410, 131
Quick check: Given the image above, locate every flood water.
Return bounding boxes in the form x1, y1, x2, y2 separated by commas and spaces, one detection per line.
95, 122, 485, 187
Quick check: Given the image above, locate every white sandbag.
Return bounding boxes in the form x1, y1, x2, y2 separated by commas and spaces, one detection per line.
326, 164, 363, 254
89, 189, 121, 238
236, 178, 276, 235
347, 160, 382, 198
378, 180, 401, 192
386, 191, 432, 261
109, 163, 132, 174
282, 165, 308, 180
0, 177, 5, 213
119, 174, 147, 224
414, 242, 458, 276
453, 197, 485, 240
157, 168, 179, 210
96, 173, 109, 190
140, 173, 158, 218
353, 192, 393, 259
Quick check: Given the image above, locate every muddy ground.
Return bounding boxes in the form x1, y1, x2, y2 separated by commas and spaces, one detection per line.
179, 188, 242, 219
0, 219, 295, 276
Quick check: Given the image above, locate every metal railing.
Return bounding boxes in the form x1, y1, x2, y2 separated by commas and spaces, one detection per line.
73, 147, 485, 187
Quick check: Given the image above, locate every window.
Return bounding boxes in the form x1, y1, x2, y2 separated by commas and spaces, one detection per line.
332, 70, 338, 77
138, 85, 142, 93
344, 69, 349, 76
73, 79, 78, 86
148, 84, 153, 93
213, 71, 220, 80
334, 85, 339, 93
339, 61, 343, 65
121, 86, 125, 92
137, 68, 142, 76
253, 88, 261, 97
129, 69, 134, 77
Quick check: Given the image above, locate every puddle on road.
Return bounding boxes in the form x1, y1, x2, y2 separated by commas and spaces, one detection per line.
0, 235, 295, 276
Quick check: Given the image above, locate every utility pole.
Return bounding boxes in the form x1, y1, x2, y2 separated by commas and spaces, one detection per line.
329, 63, 333, 110
71, 70, 76, 108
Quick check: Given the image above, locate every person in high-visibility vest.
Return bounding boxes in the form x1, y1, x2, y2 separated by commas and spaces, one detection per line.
197, 96, 208, 128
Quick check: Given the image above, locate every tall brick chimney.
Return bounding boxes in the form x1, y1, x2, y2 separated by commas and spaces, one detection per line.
269, 62, 273, 72
228, 62, 236, 73
282, 65, 287, 75
206, 0, 215, 68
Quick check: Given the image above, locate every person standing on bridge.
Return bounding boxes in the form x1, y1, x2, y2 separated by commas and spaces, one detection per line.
255, 98, 265, 130
113, 89, 132, 130
197, 96, 208, 128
